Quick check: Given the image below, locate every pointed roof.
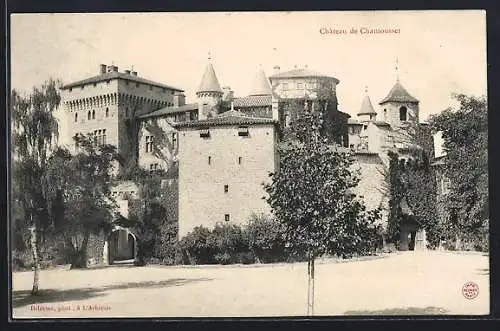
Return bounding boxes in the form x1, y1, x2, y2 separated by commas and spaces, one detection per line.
249, 68, 272, 96
379, 81, 419, 105
197, 59, 222, 94
358, 94, 377, 116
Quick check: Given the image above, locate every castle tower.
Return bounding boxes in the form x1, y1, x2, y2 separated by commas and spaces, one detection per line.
357, 86, 377, 123
249, 67, 272, 96
196, 55, 223, 119
378, 61, 419, 127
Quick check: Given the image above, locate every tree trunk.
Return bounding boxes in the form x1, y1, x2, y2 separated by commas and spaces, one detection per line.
70, 231, 90, 269
307, 255, 315, 316
29, 224, 40, 295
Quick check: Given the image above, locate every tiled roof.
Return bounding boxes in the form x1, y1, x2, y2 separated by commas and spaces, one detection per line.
249, 69, 272, 96
269, 68, 340, 84
358, 95, 377, 115
173, 110, 276, 128
197, 61, 223, 94
233, 95, 272, 108
139, 103, 198, 119
61, 71, 184, 91
379, 81, 419, 104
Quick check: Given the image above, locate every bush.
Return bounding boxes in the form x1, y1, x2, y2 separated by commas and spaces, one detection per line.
243, 213, 288, 263
153, 221, 180, 264
209, 222, 249, 264
179, 226, 215, 264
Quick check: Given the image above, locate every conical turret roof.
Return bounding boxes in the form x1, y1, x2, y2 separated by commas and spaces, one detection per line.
197, 60, 222, 94
379, 80, 419, 105
249, 68, 272, 96
358, 92, 377, 116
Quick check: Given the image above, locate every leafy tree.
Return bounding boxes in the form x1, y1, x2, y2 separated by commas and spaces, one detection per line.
264, 103, 381, 315
115, 166, 173, 265
429, 94, 488, 249
11, 79, 61, 294
45, 135, 119, 268
244, 213, 287, 263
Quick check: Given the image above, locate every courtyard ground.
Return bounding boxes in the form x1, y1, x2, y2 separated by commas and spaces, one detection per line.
11, 251, 489, 318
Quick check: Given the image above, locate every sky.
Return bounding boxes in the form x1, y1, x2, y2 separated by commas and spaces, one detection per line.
11, 11, 487, 123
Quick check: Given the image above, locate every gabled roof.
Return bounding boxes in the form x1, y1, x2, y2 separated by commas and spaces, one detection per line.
61, 71, 184, 91
358, 95, 377, 116
249, 69, 272, 96
379, 81, 419, 104
139, 103, 198, 119
269, 68, 340, 84
174, 109, 276, 128
233, 95, 272, 108
197, 61, 223, 94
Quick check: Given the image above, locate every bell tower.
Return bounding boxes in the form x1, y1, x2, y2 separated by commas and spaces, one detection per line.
379, 59, 420, 128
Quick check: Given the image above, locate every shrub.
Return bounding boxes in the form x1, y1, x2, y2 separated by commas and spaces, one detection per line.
209, 222, 249, 264
243, 213, 288, 263
179, 226, 215, 264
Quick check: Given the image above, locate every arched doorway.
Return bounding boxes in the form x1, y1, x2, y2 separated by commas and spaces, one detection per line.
107, 227, 137, 264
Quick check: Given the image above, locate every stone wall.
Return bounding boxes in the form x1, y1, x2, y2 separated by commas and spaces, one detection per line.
177, 123, 277, 237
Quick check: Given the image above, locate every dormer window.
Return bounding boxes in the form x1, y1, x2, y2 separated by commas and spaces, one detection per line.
399, 106, 408, 121
238, 126, 249, 137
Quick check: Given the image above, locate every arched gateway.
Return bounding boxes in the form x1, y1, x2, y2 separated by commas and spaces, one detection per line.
103, 226, 137, 264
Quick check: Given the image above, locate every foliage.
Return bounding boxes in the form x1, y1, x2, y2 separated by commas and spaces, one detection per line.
179, 226, 215, 265
243, 213, 288, 263
428, 94, 488, 248
264, 105, 381, 260
11, 79, 61, 294
44, 135, 120, 268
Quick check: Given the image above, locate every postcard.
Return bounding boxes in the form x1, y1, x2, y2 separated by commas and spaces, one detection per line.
9, 10, 488, 318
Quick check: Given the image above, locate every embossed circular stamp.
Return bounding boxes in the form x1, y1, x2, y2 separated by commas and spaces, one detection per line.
462, 281, 479, 300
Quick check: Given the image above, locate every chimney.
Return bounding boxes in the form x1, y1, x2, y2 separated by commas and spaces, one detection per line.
273, 65, 280, 74
124, 70, 131, 75
222, 86, 234, 102
112, 65, 119, 72
99, 64, 107, 74
131, 71, 138, 76
107, 65, 114, 72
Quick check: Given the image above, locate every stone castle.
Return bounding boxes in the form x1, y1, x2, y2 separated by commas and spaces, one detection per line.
59, 58, 429, 264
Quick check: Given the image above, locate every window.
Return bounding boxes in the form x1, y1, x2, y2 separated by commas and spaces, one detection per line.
225, 214, 230, 222
74, 113, 78, 123
102, 129, 106, 145
106, 80, 110, 85
238, 156, 242, 165
282, 83, 289, 91
149, 163, 159, 173
149, 86, 153, 91
81, 85, 85, 90
297, 83, 304, 90
399, 106, 408, 121
172, 132, 178, 149
383, 109, 387, 120
145, 136, 154, 153
69, 88, 72, 92
87, 111, 91, 120
93, 83, 97, 87
105, 108, 109, 117
92, 110, 95, 119
126, 81, 129, 86
224, 185, 229, 193
363, 125, 368, 130
238, 126, 249, 137
162, 88, 166, 93
350, 144, 355, 149
199, 128, 210, 138
208, 156, 211, 165
125, 108, 129, 118
190, 111, 198, 121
